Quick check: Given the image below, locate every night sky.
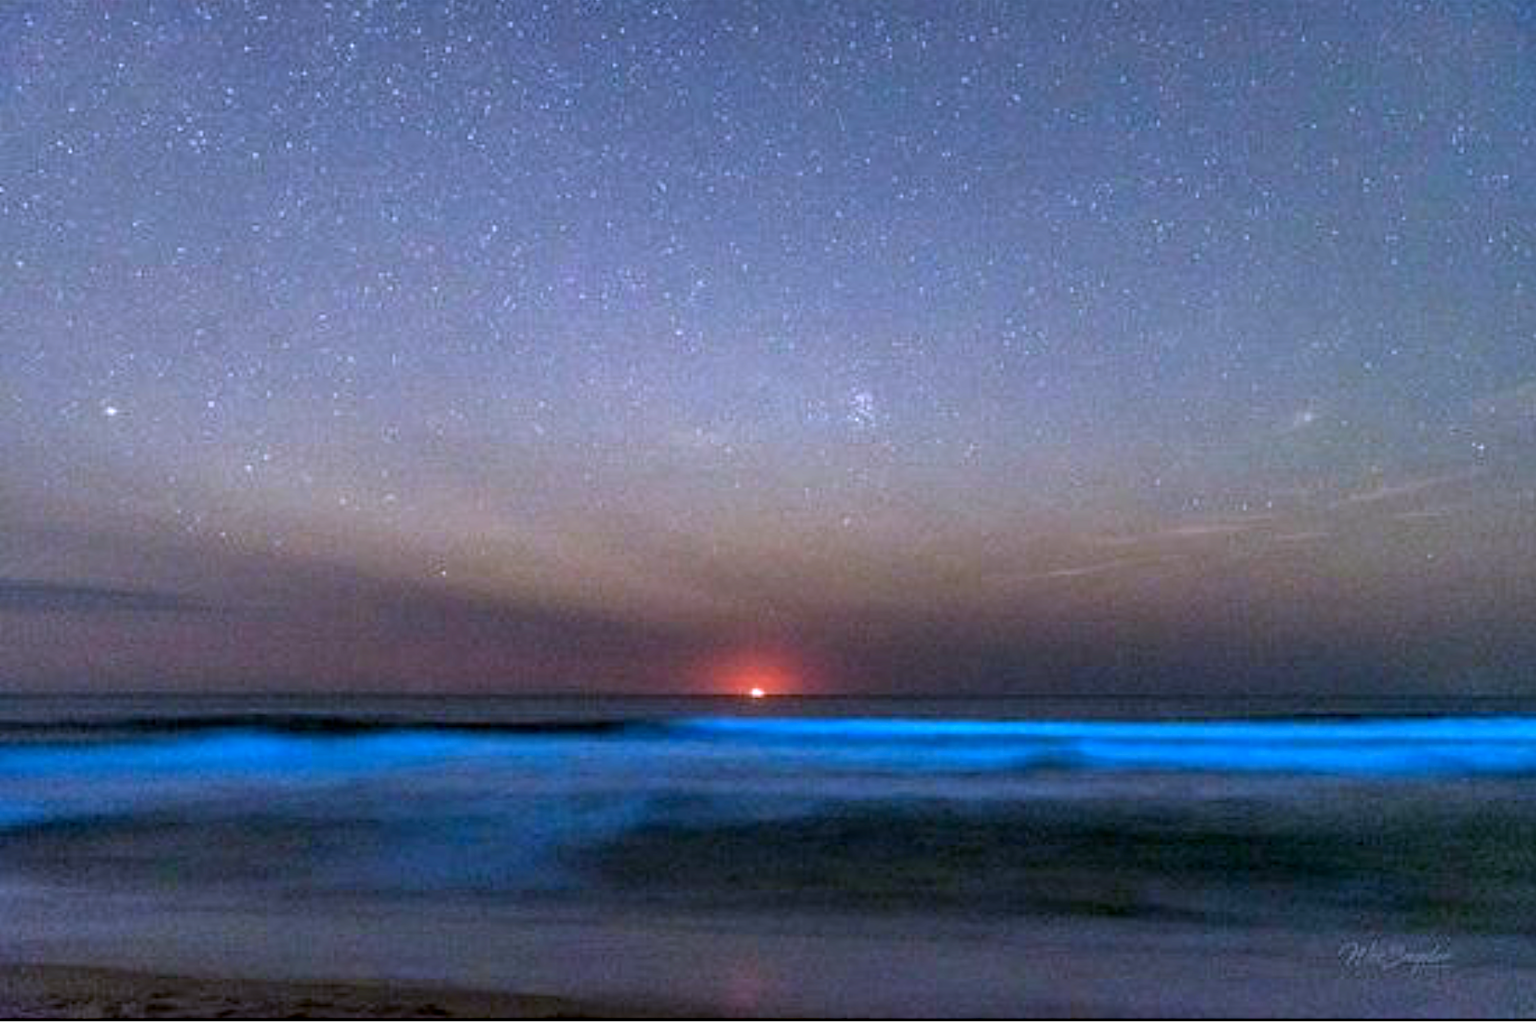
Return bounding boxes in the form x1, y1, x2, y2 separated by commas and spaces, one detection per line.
3, 1, 1534, 695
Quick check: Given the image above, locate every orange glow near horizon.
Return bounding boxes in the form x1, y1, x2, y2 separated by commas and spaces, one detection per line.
708, 652, 802, 699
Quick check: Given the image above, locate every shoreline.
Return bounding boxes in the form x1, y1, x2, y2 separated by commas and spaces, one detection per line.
0, 963, 677, 1020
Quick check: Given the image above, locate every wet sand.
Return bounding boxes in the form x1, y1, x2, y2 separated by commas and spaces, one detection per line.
6, 888, 1536, 1018
0, 963, 653, 1019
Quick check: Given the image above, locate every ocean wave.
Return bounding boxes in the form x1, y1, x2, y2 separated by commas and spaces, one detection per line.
6, 715, 1536, 929
7, 714, 1536, 775
4, 715, 1536, 870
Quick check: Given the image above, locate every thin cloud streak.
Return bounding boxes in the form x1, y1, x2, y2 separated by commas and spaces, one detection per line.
0, 579, 212, 615
1332, 471, 1484, 509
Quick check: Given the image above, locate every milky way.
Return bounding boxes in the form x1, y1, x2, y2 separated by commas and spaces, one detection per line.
3, 2, 1534, 693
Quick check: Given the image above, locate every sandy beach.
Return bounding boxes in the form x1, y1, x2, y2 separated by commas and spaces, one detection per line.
6, 883, 1536, 1018
0, 963, 645, 1020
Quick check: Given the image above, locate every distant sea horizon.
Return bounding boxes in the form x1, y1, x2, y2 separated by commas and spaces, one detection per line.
5, 689, 1536, 724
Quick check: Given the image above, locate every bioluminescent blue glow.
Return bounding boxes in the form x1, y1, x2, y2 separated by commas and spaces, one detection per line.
667, 715, 1536, 776
673, 714, 1536, 742
5, 716, 1536, 795
5, 714, 1536, 909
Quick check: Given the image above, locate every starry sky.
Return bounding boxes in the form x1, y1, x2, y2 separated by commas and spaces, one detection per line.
2, 0, 1534, 695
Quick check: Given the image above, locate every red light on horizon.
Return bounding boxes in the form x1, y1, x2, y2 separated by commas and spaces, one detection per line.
708, 652, 802, 699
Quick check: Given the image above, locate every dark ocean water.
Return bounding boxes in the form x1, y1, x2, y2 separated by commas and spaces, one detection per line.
4, 695, 1536, 935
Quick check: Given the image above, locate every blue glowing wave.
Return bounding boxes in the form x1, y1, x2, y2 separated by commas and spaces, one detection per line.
667, 715, 1536, 775
3, 715, 1535, 784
